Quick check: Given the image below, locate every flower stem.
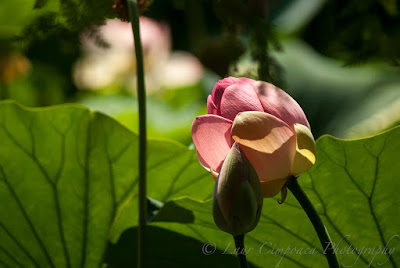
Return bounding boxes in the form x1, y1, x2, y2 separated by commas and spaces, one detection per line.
233, 234, 248, 268
126, 1, 147, 267
287, 177, 339, 268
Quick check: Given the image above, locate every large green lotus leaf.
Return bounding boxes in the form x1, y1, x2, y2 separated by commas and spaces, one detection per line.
104, 225, 254, 268
108, 126, 400, 267
298, 128, 400, 267
0, 101, 211, 267
106, 197, 326, 267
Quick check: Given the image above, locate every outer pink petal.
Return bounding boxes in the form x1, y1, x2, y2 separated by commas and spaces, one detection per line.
212, 77, 255, 108
207, 95, 219, 115
231, 111, 297, 183
192, 115, 233, 173
219, 83, 264, 121
253, 81, 310, 129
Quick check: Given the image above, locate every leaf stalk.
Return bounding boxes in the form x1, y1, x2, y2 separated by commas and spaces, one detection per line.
233, 234, 248, 268
126, 1, 147, 267
287, 177, 340, 268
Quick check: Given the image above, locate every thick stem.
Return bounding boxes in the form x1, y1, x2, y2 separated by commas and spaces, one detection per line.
233, 234, 248, 268
126, 1, 147, 268
287, 178, 339, 268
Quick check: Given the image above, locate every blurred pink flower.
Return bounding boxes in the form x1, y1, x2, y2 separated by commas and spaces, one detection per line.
81, 17, 170, 61
192, 77, 316, 197
75, 17, 203, 92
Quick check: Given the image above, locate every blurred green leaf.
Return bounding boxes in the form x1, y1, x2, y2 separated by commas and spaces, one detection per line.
109, 126, 400, 267
2, 63, 66, 107
78, 94, 205, 145
0, 101, 211, 267
0, 0, 55, 39
302, 0, 400, 64
157, 82, 203, 109
0, 0, 113, 47
327, 82, 400, 138
270, 0, 324, 34
268, 39, 400, 138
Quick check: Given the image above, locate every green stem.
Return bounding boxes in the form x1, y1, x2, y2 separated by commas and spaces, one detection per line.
233, 235, 248, 268
287, 178, 339, 268
127, 1, 147, 268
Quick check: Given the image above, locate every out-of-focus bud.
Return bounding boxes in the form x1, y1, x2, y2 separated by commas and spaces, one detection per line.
112, 0, 150, 22
212, 143, 263, 236
247, 0, 269, 18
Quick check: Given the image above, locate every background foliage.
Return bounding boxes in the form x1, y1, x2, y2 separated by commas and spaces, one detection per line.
0, 0, 400, 267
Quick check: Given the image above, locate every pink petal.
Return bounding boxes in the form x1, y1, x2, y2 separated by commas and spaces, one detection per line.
192, 115, 233, 173
231, 111, 296, 182
253, 81, 310, 129
220, 83, 264, 121
207, 95, 219, 115
212, 77, 238, 108
211, 77, 255, 109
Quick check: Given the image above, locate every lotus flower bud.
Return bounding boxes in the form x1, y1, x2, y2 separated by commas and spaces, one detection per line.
212, 143, 263, 236
192, 77, 315, 198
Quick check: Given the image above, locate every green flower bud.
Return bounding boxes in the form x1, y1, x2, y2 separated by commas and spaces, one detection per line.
212, 143, 263, 236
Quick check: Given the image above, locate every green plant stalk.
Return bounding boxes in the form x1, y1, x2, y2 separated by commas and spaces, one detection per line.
287, 178, 339, 268
127, 1, 147, 267
233, 235, 248, 268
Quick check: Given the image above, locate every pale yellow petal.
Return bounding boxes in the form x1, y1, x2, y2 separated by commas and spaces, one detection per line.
231, 111, 296, 182
291, 123, 316, 175
260, 178, 287, 198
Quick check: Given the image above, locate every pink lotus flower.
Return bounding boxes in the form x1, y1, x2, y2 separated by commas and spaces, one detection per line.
192, 77, 316, 197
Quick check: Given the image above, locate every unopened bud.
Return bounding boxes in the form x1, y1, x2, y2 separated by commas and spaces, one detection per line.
212, 143, 263, 236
